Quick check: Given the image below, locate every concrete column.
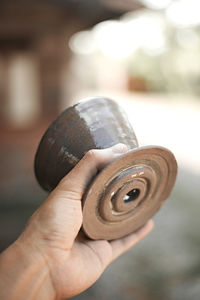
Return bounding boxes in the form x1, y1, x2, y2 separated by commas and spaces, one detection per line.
7, 52, 40, 128
0, 55, 9, 124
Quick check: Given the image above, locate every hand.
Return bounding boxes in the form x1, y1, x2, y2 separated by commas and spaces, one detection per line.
0, 144, 154, 300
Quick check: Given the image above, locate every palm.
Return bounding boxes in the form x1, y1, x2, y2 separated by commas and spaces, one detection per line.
44, 222, 152, 300
49, 238, 111, 298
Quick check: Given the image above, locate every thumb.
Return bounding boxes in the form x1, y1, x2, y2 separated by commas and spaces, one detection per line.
56, 143, 128, 198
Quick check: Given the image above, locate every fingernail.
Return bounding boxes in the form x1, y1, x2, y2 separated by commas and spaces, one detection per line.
111, 143, 128, 154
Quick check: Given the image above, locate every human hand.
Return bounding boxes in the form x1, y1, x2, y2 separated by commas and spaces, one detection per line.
0, 144, 153, 300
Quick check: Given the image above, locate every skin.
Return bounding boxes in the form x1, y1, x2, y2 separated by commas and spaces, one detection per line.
0, 144, 154, 300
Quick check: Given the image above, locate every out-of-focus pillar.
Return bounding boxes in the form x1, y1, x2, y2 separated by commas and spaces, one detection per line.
36, 32, 73, 116
0, 55, 9, 125
7, 53, 40, 128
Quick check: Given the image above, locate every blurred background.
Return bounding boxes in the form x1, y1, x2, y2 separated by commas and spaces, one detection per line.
0, 0, 200, 299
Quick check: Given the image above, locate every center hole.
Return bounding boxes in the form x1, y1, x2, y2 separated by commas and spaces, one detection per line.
123, 189, 140, 204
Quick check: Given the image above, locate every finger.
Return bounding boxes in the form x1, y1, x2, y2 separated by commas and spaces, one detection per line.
110, 220, 154, 261
55, 143, 128, 199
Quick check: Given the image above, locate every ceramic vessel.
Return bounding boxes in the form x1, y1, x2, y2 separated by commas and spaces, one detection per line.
35, 97, 177, 240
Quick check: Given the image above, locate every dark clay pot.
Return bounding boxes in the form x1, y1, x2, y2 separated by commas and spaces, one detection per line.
35, 97, 177, 240
35, 97, 138, 191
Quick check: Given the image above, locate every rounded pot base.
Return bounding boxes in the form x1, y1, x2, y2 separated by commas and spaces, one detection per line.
82, 145, 177, 240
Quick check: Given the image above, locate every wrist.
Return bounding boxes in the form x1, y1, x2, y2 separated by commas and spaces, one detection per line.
0, 238, 56, 300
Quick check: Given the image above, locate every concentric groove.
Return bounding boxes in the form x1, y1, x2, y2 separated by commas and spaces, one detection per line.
82, 146, 177, 240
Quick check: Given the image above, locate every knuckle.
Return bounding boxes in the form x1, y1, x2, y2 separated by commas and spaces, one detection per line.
85, 149, 99, 161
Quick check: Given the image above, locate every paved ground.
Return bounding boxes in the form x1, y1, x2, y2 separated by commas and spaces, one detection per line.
0, 92, 199, 299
